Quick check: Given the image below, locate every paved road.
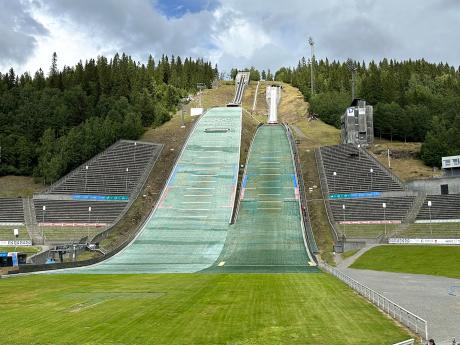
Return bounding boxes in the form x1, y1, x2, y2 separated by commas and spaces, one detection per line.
336, 247, 460, 343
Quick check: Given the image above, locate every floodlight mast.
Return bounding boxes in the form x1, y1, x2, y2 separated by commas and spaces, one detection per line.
308, 37, 315, 96
347, 58, 358, 100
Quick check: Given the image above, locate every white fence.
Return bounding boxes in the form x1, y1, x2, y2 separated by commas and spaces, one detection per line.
319, 262, 428, 341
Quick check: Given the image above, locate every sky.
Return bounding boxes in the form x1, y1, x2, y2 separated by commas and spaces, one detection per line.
1, 0, 460, 76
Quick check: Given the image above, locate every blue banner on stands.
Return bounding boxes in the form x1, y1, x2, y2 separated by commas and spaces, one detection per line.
72, 194, 129, 201
329, 192, 382, 199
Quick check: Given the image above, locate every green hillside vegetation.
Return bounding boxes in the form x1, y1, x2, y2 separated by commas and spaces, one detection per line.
276, 59, 460, 167
0, 53, 217, 184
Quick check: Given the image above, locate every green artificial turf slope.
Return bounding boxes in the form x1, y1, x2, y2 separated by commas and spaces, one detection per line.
0, 273, 410, 345
351, 245, 460, 278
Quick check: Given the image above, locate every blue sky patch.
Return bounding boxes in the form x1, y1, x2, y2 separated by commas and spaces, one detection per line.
155, 0, 219, 18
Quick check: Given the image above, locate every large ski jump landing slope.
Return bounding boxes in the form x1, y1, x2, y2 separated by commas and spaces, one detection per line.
78, 108, 315, 273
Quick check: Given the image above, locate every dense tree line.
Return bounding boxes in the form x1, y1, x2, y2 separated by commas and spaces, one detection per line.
0, 53, 217, 183
275, 58, 460, 166
230, 67, 274, 81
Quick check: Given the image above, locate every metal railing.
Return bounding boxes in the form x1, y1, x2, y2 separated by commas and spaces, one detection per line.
284, 124, 319, 254
319, 261, 428, 341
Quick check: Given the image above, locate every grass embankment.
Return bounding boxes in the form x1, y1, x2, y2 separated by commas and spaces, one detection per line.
0, 175, 44, 197
275, 83, 340, 265
0, 273, 412, 344
371, 139, 438, 181
0, 246, 41, 254
0, 226, 29, 240
351, 245, 460, 278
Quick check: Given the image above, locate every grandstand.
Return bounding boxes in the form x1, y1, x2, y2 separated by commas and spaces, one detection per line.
43, 140, 162, 196
34, 200, 127, 224
0, 198, 24, 224
330, 197, 415, 222
316, 143, 417, 239
416, 194, 460, 222
320, 143, 403, 194
30, 140, 162, 244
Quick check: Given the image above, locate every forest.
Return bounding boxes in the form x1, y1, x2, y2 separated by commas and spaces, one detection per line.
0, 53, 217, 183
275, 58, 460, 167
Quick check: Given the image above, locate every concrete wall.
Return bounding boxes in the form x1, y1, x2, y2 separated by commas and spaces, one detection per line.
407, 176, 460, 195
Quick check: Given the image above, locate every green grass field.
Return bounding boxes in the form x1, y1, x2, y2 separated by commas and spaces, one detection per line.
351, 245, 460, 278
0, 273, 411, 344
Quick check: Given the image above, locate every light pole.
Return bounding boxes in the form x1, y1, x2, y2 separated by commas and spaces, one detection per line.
133, 142, 137, 166
333, 171, 337, 193
370, 168, 373, 191
357, 144, 361, 160
347, 58, 358, 100
125, 167, 129, 193
85, 165, 89, 192
382, 202, 387, 236
308, 37, 315, 96
428, 200, 432, 236
342, 204, 346, 237
88, 206, 92, 241
42, 205, 46, 239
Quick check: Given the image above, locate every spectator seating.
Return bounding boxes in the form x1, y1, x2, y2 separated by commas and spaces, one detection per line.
45, 140, 162, 196
395, 222, 460, 238
34, 200, 127, 224
416, 194, 460, 221
0, 198, 25, 223
320, 144, 403, 194
329, 197, 415, 222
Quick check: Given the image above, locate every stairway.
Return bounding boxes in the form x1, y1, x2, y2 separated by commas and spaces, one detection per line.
23, 198, 43, 245
391, 192, 426, 237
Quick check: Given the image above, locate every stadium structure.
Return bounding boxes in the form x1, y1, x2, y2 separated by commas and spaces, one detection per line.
2, 75, 460, 343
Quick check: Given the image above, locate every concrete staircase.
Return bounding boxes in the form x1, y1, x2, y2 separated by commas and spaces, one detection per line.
23, 198, 43, 245
391, 192, 426, 237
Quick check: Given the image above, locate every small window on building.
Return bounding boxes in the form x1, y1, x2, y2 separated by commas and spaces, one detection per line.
444, 160, 451, 166
453, 159, 459, 165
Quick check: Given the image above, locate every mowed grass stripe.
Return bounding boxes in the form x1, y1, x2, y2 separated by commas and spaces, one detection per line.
351, 245, 460, 278
0, 273, 410, 344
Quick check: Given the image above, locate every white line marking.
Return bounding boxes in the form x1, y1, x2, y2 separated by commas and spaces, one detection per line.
181, 202, 211, 204
257, 207, 282, 210
258, 194, 281, 196
183, 194, 213, 197
187, 187, 215, 190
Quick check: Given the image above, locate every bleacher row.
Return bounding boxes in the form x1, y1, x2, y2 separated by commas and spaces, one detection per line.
330, 197, 415, 222
0, 198, 24, 223
0, 140, 161, 243
417, 194, 460, 221
34, 200, 127, 224
320, 144, 403, 194
47, 140, 162, 196
319, 143, 460, 238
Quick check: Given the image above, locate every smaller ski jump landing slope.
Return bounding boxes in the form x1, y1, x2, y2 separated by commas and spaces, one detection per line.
83, 107, 242, 273
205, 125, 317, 273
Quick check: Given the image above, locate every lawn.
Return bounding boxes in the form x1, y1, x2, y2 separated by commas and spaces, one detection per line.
0, 246, 41, 254
0, 273, 412, 345
351, 245, 460, 278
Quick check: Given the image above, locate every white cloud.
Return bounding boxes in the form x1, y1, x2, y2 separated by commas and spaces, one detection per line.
2, 0, 460, 75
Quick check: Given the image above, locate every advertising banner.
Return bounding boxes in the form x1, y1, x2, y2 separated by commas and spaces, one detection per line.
0, 240, 32, 246
329, 192, 382, 199
388, 238, 460, 245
